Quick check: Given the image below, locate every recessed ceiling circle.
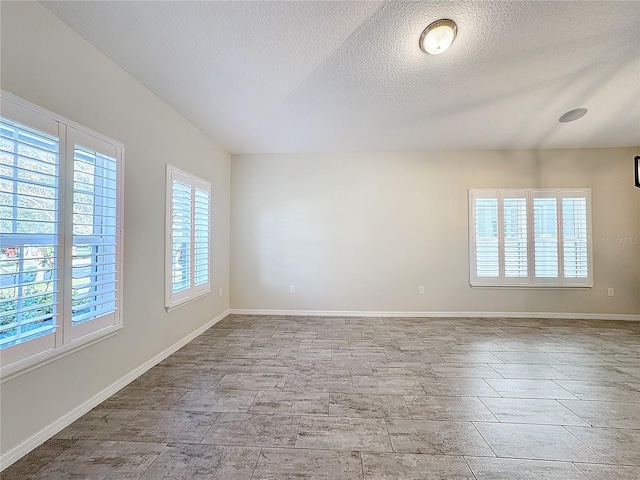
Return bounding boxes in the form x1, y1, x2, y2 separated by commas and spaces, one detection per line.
420, 19, 457, 55
559, 108, 588, 123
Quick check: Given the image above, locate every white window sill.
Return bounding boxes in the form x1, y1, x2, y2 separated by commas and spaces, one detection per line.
165, 290, 210, 312
0, 324, 123, 383
470, 284, 593, 289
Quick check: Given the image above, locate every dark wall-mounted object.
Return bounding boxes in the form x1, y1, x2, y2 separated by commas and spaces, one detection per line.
636, 156, 640, 188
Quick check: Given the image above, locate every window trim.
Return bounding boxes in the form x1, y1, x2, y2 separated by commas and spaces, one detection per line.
164, 164, 211, 311
468, 188, 593, 288
0, 90, 124, 381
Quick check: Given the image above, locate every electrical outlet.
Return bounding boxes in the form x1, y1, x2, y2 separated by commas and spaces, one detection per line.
289, 285, 295, 294
219, 287, 223, 297
608, 288, 614, 297
418, 286, 424, 295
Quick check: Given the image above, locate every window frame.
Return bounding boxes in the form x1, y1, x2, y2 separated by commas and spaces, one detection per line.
164, 164, 211, 310
468, 188, 593, 288
65, 128, 122, 342
0, 90, 124, 381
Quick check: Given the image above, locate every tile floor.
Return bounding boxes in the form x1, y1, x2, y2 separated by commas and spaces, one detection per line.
3, 315, 640, 479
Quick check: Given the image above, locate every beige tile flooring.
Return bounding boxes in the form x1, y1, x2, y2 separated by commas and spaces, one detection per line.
4, 315, 640, 479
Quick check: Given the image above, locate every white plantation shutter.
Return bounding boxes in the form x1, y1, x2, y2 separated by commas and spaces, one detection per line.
67, 129, 121, 341
171, 179, 192, 293
469, 189, 591, 287
193, 187, 209, 286
533, 195, 559, 279
503, 196, 528, 279
0, 115, 60, 358
0, 92, 124, 373
470, 191, 528, 285
165, 165, 210, 309
473, 197, 499, 278
562, 196, 589, 279
531, 190, 591, 285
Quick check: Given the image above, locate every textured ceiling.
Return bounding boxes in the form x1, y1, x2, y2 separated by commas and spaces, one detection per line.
42, 1, 640, 154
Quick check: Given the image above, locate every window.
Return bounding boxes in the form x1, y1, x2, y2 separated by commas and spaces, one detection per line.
0, 92, 123, 375
469, 189, 592, 287
165, 165, 210, 309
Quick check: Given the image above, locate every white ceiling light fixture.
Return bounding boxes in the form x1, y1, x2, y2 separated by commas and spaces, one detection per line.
420, 19, 457, 55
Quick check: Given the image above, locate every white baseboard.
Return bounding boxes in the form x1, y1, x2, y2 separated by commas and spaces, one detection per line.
0, 309, 229, 472
229, 309, 640, 321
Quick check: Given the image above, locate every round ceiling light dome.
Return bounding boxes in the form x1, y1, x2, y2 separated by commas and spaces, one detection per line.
559, 108, 588, 123
420, 19, 457, 55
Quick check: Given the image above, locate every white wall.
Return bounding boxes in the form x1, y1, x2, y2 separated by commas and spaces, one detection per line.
231, 148, 640, 316
1, 2, 230, 458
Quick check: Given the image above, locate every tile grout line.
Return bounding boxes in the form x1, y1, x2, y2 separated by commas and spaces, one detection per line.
135, 443, 170, 480
561, 425, 609, 465
249, 447, 263, 480
461, 455, 480, 480
469, 421, 499, 459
